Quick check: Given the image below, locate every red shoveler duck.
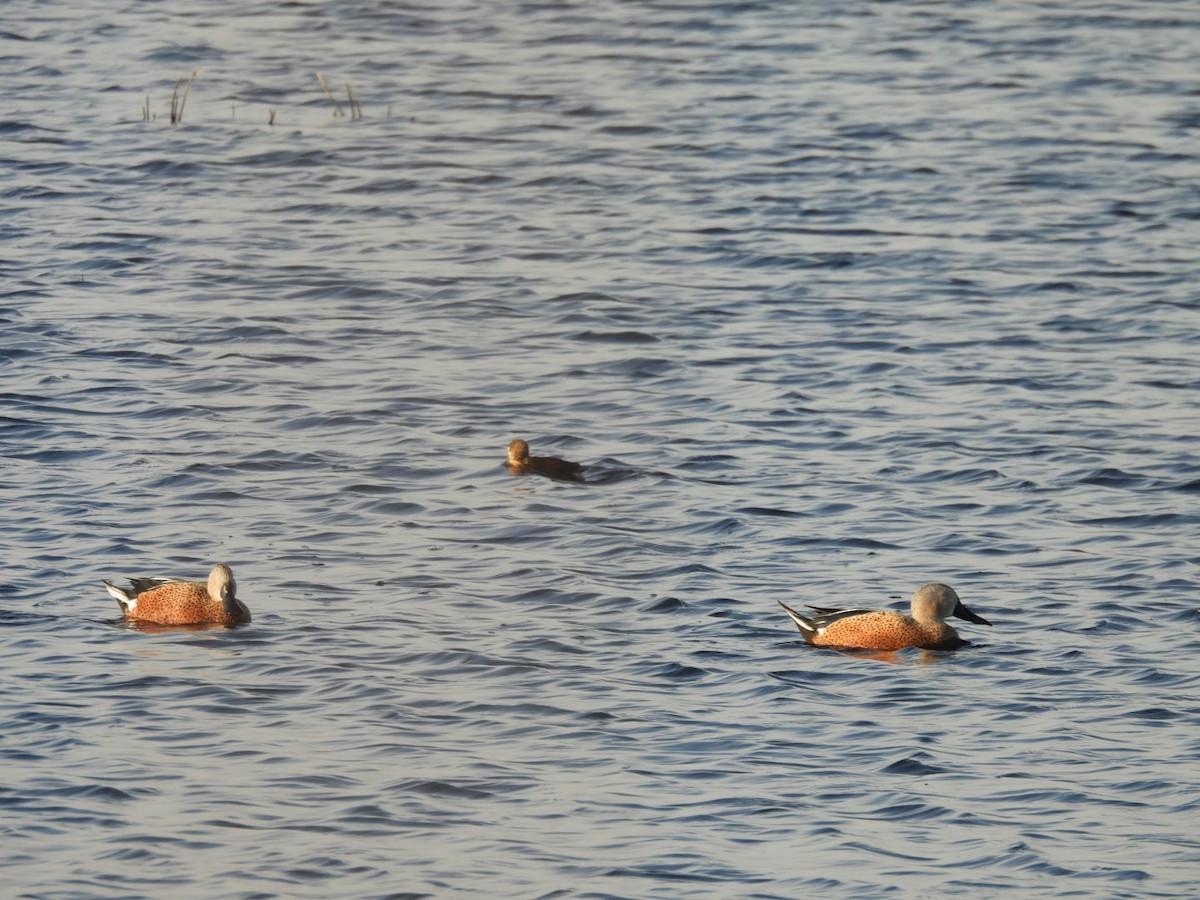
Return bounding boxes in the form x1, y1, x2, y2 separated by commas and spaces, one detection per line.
103, 563, 251, 626
506, 438, 585, 482
778, 583, 990, 651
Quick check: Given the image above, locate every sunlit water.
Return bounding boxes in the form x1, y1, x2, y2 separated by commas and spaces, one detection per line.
2, 1, 1199, 897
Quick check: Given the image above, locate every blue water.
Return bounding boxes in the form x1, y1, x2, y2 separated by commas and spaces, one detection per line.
2, 1, 1199, 896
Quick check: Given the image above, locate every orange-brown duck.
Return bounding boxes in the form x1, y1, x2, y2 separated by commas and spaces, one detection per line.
778, 583, 990, 651
104, 563, 251, 626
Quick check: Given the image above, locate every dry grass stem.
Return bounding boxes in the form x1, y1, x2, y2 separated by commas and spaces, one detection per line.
346, 85, 363, 119
315, 71, 345, 117
169, 71, 183, 122
168, 69, 198, 124
178, 69, 197, 122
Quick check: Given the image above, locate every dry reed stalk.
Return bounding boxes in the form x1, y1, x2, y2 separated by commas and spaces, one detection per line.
346, 85, 362, 119
315, 71, 345, 117
168, 69, 198, 123
177, 69, 197, 122
169, 71, 183, 122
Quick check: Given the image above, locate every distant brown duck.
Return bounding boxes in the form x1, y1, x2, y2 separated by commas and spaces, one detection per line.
103, 563, 251, 626
506, 439, 585, 482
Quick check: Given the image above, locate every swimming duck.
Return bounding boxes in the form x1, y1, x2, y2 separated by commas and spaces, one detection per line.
778, 583, 990, 651
103, 563, 251, 626
506, 439, 585, 482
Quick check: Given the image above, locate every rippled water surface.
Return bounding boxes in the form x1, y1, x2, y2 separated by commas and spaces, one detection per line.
3, 1, 1199, 896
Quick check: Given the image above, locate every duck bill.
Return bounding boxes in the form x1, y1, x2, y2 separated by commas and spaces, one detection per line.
953, 600, 992, 626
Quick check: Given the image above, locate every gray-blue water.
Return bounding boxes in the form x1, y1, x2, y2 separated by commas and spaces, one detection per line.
3, 1, 1199, 896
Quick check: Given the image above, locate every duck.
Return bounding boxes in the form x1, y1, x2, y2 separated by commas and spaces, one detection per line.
778, 582, 990, 651
506, 438, 585, 482
103, 563, 251, 626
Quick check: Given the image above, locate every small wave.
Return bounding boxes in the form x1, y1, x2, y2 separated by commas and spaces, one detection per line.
569, 330, 660, 344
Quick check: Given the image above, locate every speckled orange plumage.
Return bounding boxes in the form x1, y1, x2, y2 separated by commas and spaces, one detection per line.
778, 583, 991, 651
104, 564, 251, 626
811, 610, 959, 651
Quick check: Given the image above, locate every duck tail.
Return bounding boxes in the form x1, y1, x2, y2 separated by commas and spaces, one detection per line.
102, 580, 135, 613
778, 600, 818, 641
